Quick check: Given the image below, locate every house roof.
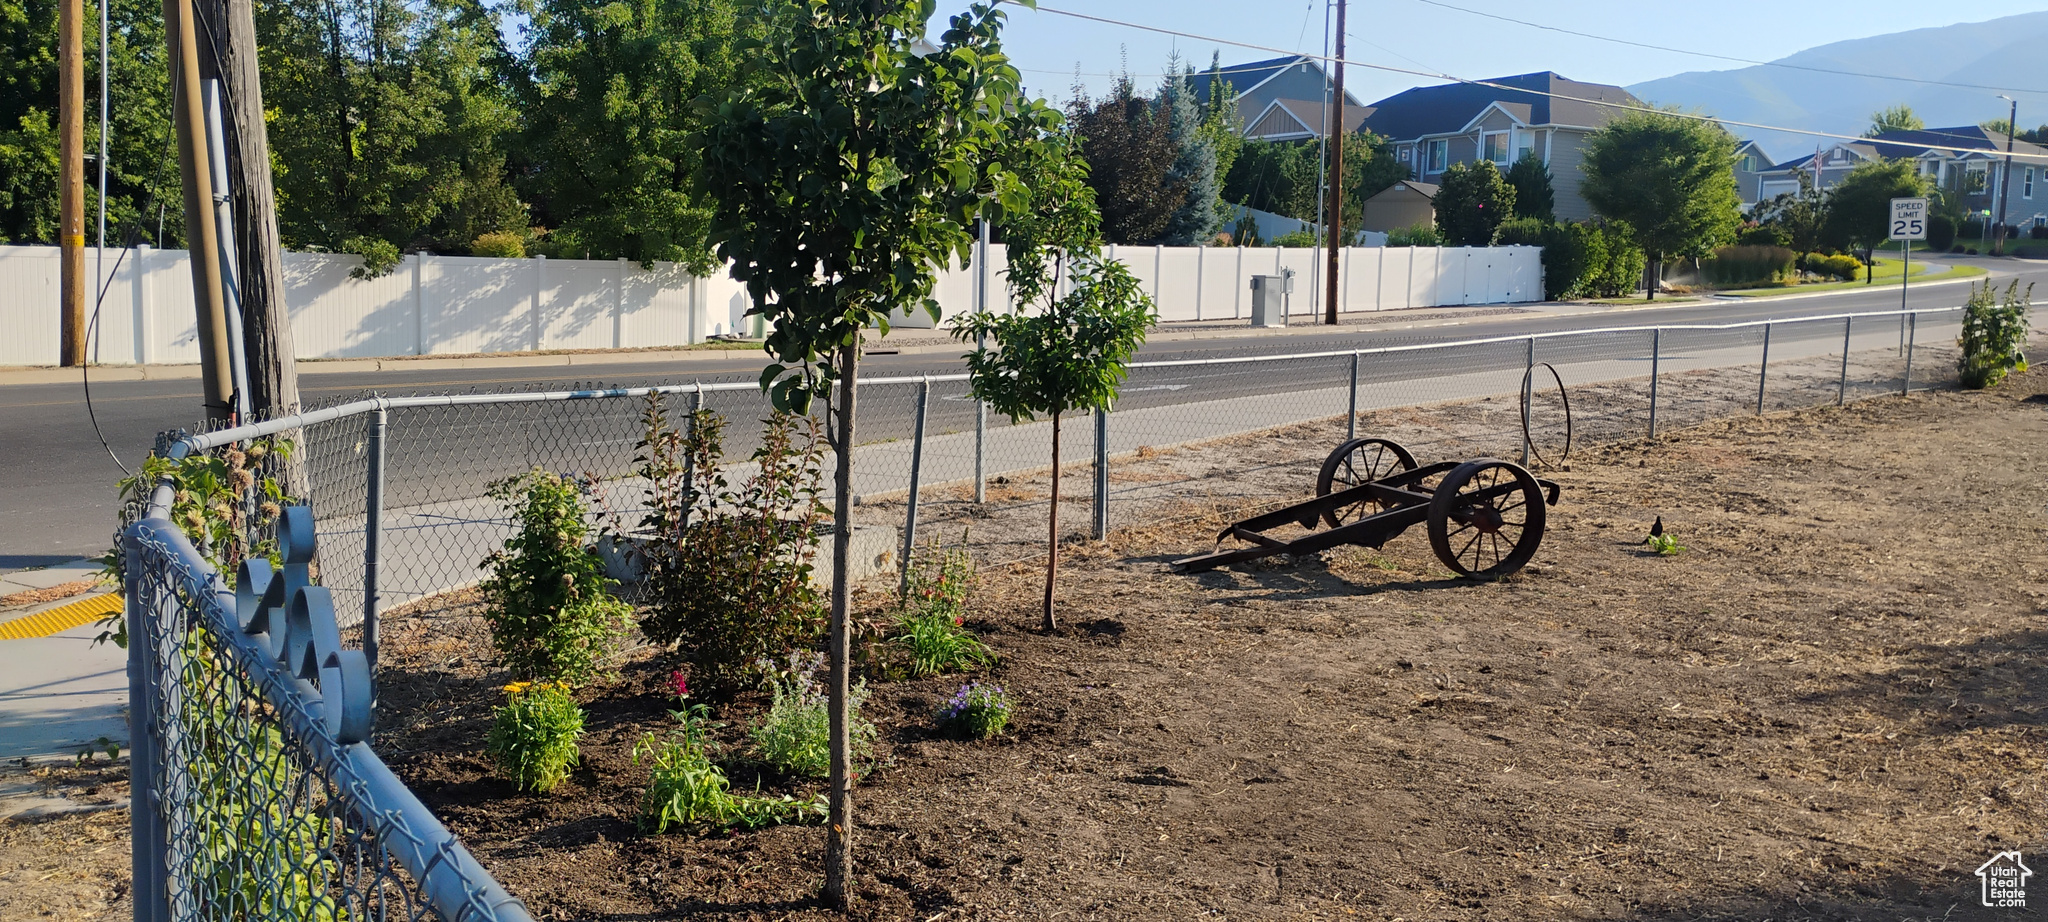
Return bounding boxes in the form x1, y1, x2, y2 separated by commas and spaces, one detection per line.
1361, 72, 1642, 141
1367, 180, 1439, 201
1761, 126, 2048, 176
1192, 55, 1365, 108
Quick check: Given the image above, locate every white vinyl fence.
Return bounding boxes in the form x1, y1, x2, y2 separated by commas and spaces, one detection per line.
0, 243, 1541, 366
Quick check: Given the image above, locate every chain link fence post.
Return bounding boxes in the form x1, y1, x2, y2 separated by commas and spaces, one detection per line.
1903, 312, 1916, 394
1838, 316, 1853, 406
974, 378, 987, 505
1346, 351, 1360, 443
364, 403, 387, 673
1520, 337, 1535, 464
1648, 328, 1661, 439
1757, 321, 1771, 415
123, 535, 165, 922
1093, 406, 1110, 541
684, 382, 703, 529
899, 377, 930, 597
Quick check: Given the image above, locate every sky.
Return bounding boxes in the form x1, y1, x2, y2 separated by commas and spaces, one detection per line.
935, 0, 2048, 111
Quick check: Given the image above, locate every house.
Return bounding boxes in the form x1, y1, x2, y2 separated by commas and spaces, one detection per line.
1732, 140, 1774, 208
1360, 72, 1643, 222
1753, 127, 2048, 229
1361, 180, 1438, 233
1194, 55, 1371, 142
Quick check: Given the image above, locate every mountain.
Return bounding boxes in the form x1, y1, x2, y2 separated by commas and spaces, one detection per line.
1627, 12, 2048, 162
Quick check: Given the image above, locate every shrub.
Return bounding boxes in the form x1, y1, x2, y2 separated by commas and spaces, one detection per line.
1959, 280, 2032, 388
632, 397, 828, 695
1584, 222, 1645, 298
935, 682, 1012, 740
1269, 228, 1319, 247
1967, 247, 1980, 255
1433, 159, 1516, 246
1821, 253, 1862, 282
487, 681, 584, 793
2032, 224, 2048, 240
1737, 224, 1790, 247
1702, 245, 1796, 286
1929, 214, 1958, 250
1385, 221, 1442, 247
1960, 219, 1984, 240
749, 651, 876, 778
1950, 244, 1965, 254
470, 231, 526, 259
479, 470, 630, 686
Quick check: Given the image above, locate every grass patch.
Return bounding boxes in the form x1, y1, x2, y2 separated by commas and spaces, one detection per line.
1720, 261, 1987, 298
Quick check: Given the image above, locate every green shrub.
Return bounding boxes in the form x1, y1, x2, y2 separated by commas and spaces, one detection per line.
934, 682, 1011, 740
1385, 221, 1442, 247
1929, 214, 1958, 251
632, 397, 828, 695
1497, 218, 1601, 301
1584, 222, 1645, 298
341, 235, 402, 279
1959, 280, 2032, 388
1737, 224, 1790, 247
1960, 219, 1984, 240
633, 733, 825, 834
1702, 245, 1796, 286
470, 230, 526, 259
748, 651, 875, 778
1270, 228, 1319, 247
1798, 252, 1861, 282
487, 681, 584, 793
480, 470, 630, 686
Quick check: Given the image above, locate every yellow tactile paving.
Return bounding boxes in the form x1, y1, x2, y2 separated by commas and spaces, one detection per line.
0, 593, 123, 640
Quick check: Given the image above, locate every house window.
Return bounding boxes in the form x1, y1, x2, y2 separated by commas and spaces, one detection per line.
1483, 131, 1510, 164
1397, 146, 1411, 163
1516, 133, 1534, 162
1426, 139, 1448, 173
2027, 167, 2035, 198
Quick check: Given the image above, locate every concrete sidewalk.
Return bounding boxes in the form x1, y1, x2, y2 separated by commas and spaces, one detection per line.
0, 560, 126, 762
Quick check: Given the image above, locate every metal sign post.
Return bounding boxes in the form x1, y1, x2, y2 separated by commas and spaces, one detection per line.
1888, 197, 1928, 316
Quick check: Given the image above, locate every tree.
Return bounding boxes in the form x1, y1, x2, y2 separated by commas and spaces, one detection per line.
1821, 158, 1930, 252
1433, 160, 1515, 246
1751, 166, 1828, 253
1504, 152, 1554, 221
1197, 52, 1241, 230
953, 130, 1151, 629
695, 0, 1026, 905
1222, 135, 1405, 233
1580, 108, 1741, 299
517, 0, 750, 272
1071, 76, 1185, 244
1866, 104, 1923, 137
1156, 60, 1220, 246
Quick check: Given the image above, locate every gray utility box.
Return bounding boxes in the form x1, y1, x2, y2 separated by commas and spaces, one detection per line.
1249, 274, 1290, 328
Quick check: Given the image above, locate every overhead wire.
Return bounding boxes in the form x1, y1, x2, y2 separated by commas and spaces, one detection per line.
1024, 2, 2048, 159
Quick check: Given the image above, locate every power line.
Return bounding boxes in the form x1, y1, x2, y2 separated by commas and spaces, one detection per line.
1404, 0, 2048, 96
1024, 2, 2048, 160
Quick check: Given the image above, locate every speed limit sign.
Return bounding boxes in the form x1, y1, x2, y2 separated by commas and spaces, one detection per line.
1889, 197, 1929, 241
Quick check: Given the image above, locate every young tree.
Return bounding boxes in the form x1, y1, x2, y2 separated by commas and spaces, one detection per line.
1580, 108, 1741, 299
952, 128, 1152, 630
1821, 158, 1930, 252
1433, 160, 1516, 246
1751, 166, 1828, 253
1197, 52, 1242, 227
1070, 76, 1186, 244
1504, 152, 1554, 221
695, 0, 1027, 905
1866, 104, 1924, 137
1156, 61, 1221, 246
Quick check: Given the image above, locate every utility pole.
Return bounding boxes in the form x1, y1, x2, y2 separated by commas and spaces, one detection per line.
1323, 0, 1346, 325
1994, 95, 2017, 258
198, 0, 300, 419
58, 0, 85, 366
166, 0, 234, 423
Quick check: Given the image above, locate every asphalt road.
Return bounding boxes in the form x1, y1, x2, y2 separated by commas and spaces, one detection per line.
6, 257, 2040, 571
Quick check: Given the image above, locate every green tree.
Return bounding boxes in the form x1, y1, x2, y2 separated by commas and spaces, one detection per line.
1580, 108, 1742, 299
695, 0, 1028, 904
1197, 52, 1242, 228
1072, 75, 1186, 244
1820, 158, 1930, 252
1866, 104, 1924, 137
516, 0, 750, 271
1751, 166, 1828, 253
1157, 60, 1220, 246
953, 131, 1151, 628
1433, 160, 1516, 246
1504, 152, 1554, 221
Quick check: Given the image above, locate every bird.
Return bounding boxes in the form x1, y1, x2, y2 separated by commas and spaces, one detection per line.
1650, 516, 1664, 538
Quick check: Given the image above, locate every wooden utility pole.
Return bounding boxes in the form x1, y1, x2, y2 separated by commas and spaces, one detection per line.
199, 0, 300, 418
1323, 0, 1346, 325
58, 0, 85, 365
166, 0, 234, 422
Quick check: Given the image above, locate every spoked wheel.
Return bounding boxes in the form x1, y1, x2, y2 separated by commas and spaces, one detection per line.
1315, 438, 1418, 527
1426, 458, 1547, 578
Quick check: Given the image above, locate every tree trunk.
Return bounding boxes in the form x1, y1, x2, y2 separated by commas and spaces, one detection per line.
1645, 258, 1658, 301
1043, 411, 1060, 632
823, 343, 857, 910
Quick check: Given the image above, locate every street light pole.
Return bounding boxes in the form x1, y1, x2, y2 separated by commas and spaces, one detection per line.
1994, 95, 2017, 257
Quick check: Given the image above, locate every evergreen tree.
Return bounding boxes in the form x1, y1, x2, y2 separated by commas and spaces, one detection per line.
1504, 152, 1554, 221
1156, 60, 1220, 246
1433, 160, 1516, 246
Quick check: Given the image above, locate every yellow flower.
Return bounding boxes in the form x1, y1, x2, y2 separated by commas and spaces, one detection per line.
502, 681, 532, 696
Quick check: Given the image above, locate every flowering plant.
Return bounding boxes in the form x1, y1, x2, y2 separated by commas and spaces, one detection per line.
487, 681, 584, 793
934, 682, 1010, 740
749, 651, 873, 777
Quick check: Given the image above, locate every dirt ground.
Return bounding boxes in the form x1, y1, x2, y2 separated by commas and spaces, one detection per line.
357, 366, 2048, 920
0, 764, 131, 921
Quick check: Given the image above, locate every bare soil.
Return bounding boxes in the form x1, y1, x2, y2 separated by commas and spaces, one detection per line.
0, 764, 132, 921
361, 367, 2048, 920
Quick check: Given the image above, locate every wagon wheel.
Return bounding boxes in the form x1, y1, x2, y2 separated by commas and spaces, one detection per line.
1315, 438, 1418, 528
1426, 459, 1547, 578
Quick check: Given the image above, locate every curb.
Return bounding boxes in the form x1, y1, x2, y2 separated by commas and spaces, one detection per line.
0, 593, 122, 641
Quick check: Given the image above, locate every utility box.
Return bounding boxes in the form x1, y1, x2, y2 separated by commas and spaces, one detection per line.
1249, 274, 1288, 328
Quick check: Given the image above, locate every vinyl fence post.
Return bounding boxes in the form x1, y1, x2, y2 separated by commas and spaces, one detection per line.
123, 534, 164, 922
1092, 406, 1109, 541
1902, 312, 1916, 394
1520, 337, 1535, 464
1648, 328, 1661, 439
363, 404, 387, 674
900, 377, 930, 598
1346, 351, 1360, 442
1838, 315, 1853, 406
1757, 322, 1771, 415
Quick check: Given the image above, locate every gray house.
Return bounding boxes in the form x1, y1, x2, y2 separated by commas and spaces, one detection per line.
1360, 72, 1642, 222
1194, 55, 1369, 142
1731, 140, 1774, 208
1752, 127, 2048, 229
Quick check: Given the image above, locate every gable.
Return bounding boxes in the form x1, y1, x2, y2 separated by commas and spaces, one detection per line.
1361, 72, 1641, 141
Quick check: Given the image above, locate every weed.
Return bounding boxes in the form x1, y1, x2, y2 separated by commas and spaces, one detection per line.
487, 681, 584, 794
1645, 533, 1685, 556
1959, 279, 2032, 389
